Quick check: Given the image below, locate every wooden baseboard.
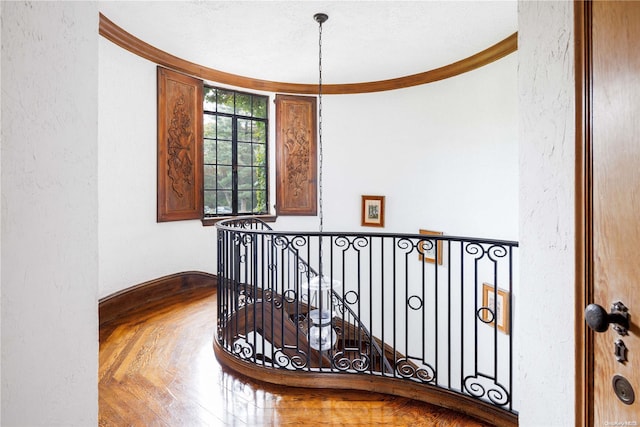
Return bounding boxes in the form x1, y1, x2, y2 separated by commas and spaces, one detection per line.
99, 271, 217, 326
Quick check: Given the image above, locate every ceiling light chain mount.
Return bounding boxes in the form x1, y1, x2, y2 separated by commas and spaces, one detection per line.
314, 13, 328, 24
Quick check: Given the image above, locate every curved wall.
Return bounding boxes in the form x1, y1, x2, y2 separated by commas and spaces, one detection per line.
312, 54, 518, 238
98, 39, 217, 298
98, 24, 518, 299
0, 2, 579, 426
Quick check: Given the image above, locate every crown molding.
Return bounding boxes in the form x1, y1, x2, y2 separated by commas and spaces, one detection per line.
99, 13, 517, 94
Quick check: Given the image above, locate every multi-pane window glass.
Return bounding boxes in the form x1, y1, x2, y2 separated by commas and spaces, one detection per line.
203, 87, 268, 216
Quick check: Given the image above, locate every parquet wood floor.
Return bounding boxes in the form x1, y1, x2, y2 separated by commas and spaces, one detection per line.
99, 286, 492, 426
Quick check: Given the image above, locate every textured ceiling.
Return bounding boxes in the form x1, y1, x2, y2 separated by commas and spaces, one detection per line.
99, 1, 517, 85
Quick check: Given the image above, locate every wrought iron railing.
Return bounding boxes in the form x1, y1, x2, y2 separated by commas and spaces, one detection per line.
216, 217, 518, 417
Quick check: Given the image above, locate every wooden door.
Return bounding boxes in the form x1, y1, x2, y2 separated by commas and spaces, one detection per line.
582, 1, 640, 424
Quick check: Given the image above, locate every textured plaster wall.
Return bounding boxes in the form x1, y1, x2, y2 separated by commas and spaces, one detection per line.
517, 1, 576, 425
1, 2, 99, 425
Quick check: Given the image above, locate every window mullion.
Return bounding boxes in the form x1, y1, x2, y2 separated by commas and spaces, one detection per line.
232, 116, 238, 214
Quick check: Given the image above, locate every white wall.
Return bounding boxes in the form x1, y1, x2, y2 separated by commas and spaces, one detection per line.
309, 53, 518, 240
98, 31, 518, 298
98, 39, 217, 298
1, 2, 99, 425
517, 1, 576, 425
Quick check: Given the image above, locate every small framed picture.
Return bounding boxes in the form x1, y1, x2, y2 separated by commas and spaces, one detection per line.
481, 283, 510, 335
361, 195, 385, 227
418, 229, 443, 265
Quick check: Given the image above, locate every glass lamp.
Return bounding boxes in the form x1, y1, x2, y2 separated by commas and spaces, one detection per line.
308, 308, 336, 351
302, 275, 340, 351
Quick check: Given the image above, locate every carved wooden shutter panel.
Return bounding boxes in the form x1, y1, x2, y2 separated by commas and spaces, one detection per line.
157, 67, 203, 222
275, 94, 318, 216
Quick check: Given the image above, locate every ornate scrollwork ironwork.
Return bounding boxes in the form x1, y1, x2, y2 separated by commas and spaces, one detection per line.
272, 235, 291, 250
334, 235, 350, 250
216, 217, 519, 417
262, 290, 283, 310
463, 374, 510, 406
418, 238, 435, 255
237, 288, 254, 308
396, 237, 415, 255
333, 235, 371, 252
464, 242, 486, 259
273, 348, 309, 370
332, 350, 370, 372
298, 261, 312, 277
395, 358, 436, 383
352, 236, 370, 250
240, 233, 254, 246
487, 244, 508, 261
330, 291, 344, 315
232, 338, 255, 360
290, 235, 309, 251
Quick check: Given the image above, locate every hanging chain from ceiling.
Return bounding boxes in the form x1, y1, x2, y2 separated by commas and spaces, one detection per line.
315, 13, 328, 234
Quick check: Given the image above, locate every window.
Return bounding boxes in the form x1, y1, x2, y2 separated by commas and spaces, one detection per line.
203, 86, 269, 217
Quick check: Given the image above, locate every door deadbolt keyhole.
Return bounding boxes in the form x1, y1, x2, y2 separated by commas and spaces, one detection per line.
612, 375, 635, 405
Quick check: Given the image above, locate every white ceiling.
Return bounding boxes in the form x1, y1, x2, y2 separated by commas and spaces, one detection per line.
99, 1, 517, 85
